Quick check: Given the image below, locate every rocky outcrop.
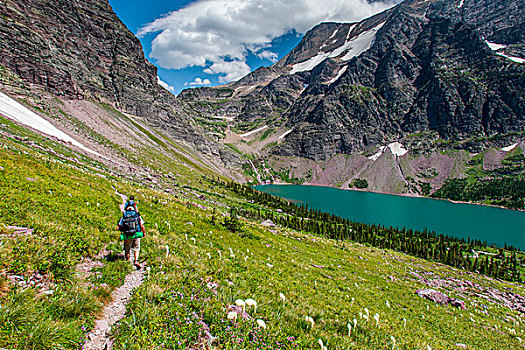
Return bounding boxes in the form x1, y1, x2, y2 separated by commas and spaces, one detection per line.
181, 0, 525, 164
274, 0, 525, 160
416, 288, 466, 309
0, 0, 240, 168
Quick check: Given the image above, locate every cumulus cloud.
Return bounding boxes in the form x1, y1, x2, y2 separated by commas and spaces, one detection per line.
257, 50, 279, 62
140, 0, 395, 83
185, 77, 212, 86
157, 76, 175, 92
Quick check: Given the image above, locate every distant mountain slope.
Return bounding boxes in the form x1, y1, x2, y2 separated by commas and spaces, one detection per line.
0, 0, 240, 171
182, 0, 525, 163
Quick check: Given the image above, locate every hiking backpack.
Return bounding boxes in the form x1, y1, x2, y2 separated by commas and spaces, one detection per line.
120, 208, 141, 236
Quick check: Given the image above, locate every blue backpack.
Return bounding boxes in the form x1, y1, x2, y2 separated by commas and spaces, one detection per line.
119, 203, 143, 239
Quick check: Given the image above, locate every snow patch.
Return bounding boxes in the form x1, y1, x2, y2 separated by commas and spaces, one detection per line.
211, 115, 235, 121
290, 54, 329, 74
0, 91, 105, 158
502, 143, 518, 152
289, 22, 383, 74
457, 0, 464, 8
485, 40, 525, 64
368, 142, 408, 161
485, 40, 507, 51
329, 28, 339, 39
388, 142, 408, 157
496, 52, 525, 64
278, 128, 294, 139
326, 66, 348, 85
368, 146, 386, 161
239, 125, 268, 138
341, 22, 385, 61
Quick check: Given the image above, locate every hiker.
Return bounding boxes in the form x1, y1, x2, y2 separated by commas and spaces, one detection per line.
117, 196, 145, 269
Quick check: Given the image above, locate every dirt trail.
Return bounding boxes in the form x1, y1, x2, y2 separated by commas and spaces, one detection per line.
83, 189, 146, 350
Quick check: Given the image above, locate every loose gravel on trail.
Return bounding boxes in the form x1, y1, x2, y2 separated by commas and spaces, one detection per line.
83, 189, 145, 350
83, 268, 145, 350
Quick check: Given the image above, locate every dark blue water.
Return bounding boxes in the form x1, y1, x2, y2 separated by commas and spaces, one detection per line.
255, 185, 525, 250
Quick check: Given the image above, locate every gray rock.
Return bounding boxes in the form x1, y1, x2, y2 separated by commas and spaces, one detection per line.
261, 219, 276, 227
416, 289, 466, 309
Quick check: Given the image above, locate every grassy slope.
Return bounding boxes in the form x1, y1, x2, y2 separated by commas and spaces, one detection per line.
1, 114, 525, 349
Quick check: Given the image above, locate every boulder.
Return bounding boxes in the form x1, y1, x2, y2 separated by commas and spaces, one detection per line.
416, 289, 466, 309
261, 219, 276, 227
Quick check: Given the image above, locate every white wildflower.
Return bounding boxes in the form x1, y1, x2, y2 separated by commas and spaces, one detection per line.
227, 311, 237, 320
256, 319, 266, 329
235, 299, 246, 313
165, 245, 170, 257
374, 313, 380, 326
347, 323, 352, 336
306, 316, 315, 328
386, 300, 390, 308
318, 339, 324, 349
353, 318, 357, 328
245, 298, 257, 313
391, 336, 396, 349
279, 292, 286, 302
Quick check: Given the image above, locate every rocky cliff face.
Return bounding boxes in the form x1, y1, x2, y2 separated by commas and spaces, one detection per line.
182, 0, 525, 163
0, 0, 239, 168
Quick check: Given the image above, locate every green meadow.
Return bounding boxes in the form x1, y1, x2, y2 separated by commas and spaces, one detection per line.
1, 119, 524, 350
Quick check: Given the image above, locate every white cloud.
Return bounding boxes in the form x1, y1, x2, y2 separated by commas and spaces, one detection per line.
157, 76, 175, 92
257, 50, 279, 62
203, 60, 251, 83
139, 0, 395, 83
185, 77, 212, 86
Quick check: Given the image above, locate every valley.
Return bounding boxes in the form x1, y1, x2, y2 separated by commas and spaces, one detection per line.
0, 0, 524, 348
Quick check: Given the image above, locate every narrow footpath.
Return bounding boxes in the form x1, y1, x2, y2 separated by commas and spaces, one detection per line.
83, 190, 146, 350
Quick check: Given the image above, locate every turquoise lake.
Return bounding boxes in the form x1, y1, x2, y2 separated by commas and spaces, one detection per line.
255, 184, 525, 250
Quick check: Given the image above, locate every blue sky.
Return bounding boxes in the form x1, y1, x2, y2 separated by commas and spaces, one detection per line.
108, 0, 394, 95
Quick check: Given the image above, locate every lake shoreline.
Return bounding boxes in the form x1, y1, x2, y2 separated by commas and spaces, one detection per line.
261, 181, 524, 212
255, 183, 525, 250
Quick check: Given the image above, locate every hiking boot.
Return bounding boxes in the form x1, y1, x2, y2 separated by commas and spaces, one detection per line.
134, 260, 141, 270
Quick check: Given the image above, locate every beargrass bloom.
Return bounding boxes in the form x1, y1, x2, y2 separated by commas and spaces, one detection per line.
245, 298, 257, 313
235, 299, 246, 313
256, 319, 266, 329
374, 313, 380, 326
391, 336, 396, 349
227, 311, 237, 320
279, 292, 286, 302
305, 316, 315, 328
